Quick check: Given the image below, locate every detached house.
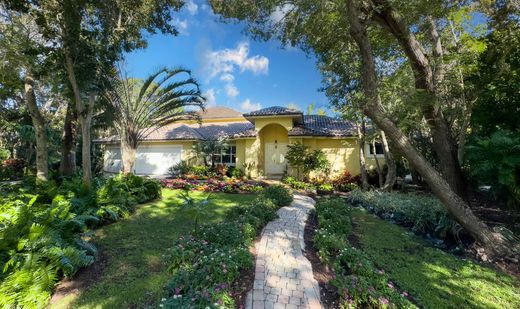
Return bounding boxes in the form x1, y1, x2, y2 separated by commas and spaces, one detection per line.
97, 106, 384, 178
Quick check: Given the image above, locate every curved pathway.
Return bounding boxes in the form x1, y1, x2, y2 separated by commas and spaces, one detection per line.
247, 194, 322, 309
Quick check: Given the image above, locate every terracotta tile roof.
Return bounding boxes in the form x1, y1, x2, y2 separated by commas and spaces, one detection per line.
243, 106, 302, 117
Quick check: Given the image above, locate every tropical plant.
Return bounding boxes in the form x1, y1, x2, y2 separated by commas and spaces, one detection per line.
285, 142, 308, 180
466, 130, 520, 208
192, 137, 229, 168
103, 67, 205, 174
178, 189, 212, 227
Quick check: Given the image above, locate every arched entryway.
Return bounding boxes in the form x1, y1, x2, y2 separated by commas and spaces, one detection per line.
258, 123, 289, 177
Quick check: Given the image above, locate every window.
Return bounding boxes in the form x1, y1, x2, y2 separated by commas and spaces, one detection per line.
368, 142, 384, 155
211, 145, 236, 166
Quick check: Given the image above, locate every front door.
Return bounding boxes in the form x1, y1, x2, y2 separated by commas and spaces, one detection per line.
265, 143, 287, 175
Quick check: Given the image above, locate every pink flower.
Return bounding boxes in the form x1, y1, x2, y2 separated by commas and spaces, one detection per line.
378, 296, 389, 305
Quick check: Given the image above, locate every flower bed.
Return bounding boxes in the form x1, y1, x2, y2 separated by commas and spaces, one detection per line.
314, 197, 416, 308
160, 188, 291, 308
161, 177, 265, 194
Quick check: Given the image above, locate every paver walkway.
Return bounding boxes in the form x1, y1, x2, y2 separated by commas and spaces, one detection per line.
246, 194, 322, 309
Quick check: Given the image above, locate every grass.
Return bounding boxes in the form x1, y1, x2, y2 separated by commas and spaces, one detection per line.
351, 208, 520, 309
50, 189, 257, 309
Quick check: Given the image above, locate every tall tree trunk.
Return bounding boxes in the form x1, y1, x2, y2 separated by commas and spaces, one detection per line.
121, 134, 136, 174
346, 0, 509, 257
372, 140, 383, 187
357, 119, 369, 190
372, 0, 467, 199
24, 71, 48, 182
59, 104, 76, 176
381, 130, 396, 190
64, 50, 92, 187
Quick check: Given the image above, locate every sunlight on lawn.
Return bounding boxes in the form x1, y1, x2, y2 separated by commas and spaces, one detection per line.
351, 209, 520, 309
50, 189, 257, 309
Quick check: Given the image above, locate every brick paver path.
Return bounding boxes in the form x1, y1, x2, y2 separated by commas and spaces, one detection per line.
246, 194, 322, 309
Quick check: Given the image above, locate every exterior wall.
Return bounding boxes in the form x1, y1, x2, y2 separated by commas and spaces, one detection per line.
254, 117, 294, 131
284, 137, 386, 179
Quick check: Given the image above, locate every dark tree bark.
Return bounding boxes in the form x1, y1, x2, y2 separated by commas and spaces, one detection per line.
59, 104, 76, 176
24, 71, 48, 181
346, 0, 509, 257
371, 0, 467, 199
372, 140, 384, 187
381, 130, 396, 190
357, 119, 369, 189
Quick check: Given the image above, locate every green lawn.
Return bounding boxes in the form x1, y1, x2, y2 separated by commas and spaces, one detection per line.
51, 189, 257, 309
351, 208, 520, 309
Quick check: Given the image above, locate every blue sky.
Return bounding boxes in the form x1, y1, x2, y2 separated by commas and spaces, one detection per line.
124, 0, 330, 114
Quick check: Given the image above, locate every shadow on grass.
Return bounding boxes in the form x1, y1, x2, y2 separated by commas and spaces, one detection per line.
351, 209, 520, 309
50, 189, 257, 309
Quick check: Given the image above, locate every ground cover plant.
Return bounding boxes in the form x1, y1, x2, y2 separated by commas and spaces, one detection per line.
0, 173, 161, 309
50, 189, 258, 309
350, 208, 520, 308
161, 195, 281, 308
313, 197, 415, 308
349, 190, 463, 245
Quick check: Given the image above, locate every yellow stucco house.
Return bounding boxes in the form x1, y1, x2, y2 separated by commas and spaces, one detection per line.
99, 106, 384, 178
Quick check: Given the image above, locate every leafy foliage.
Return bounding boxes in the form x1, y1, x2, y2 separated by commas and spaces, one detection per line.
349, 190, 462, 243
286, 142, 330, 180
466, 130, 520, 208
261, 184, 293, 206
0, 174, 161, 308
162, 196, 280, 308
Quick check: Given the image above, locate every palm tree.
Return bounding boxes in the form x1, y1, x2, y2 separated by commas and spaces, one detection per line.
103, 67, 205, 173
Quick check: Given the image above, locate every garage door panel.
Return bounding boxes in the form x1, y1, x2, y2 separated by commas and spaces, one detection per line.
134, 145, 182, 175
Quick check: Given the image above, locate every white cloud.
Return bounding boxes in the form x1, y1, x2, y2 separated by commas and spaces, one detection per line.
225, 84, 239, 98
203, 88, 217, 107
205, 42, 269, 80
172, 18, 188, 35
220, 73, 235, 82
185, 0, 198, 15
240, 99, 261, 112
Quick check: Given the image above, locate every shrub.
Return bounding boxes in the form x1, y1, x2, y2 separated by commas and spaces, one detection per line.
190, 165, 209, 177
168, 160, 191, 177
163, 196, 280, 308
0, 158, 24, 180
262, 185, 293, 206
283, 176, 315, 191
227, 166, 245, 178
332, 170, 361, 192
349, 190, 462, 242
317, 183, 334, 194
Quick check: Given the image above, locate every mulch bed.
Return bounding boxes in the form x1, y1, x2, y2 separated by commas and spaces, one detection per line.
303, 211, 340, 309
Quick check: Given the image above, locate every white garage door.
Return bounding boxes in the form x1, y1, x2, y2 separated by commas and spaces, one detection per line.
134, 144, 182, 175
